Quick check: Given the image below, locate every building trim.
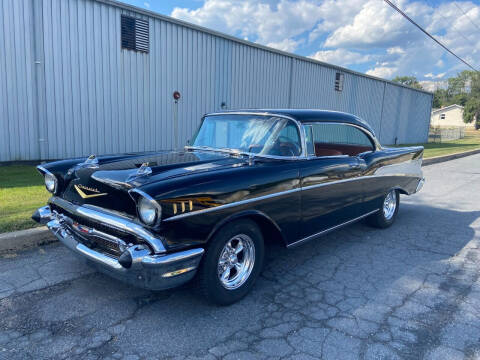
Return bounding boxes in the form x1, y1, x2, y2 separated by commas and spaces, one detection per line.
431, 104, 464, 114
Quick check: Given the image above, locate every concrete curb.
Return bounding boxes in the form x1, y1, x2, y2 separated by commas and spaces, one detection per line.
0, 227, 56, 253
2, 147, 480, 253
423, 148, 480, 166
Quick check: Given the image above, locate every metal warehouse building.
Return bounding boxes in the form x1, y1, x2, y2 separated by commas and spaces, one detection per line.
0, 0, 433, 162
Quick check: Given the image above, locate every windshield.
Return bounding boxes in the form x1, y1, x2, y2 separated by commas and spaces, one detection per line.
191, 115, 302, 157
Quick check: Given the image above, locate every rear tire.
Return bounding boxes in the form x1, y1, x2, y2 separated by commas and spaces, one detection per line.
197, 219, 264, 305
366, 189, 399, 229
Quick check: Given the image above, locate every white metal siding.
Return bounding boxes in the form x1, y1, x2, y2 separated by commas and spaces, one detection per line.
0, 0, 39, 161
0, 0, 433, 161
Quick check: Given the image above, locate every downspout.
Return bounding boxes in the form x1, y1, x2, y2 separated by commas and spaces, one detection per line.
378, 82, 387, 144
287, 57, 294, 108
32, 0, 47, 160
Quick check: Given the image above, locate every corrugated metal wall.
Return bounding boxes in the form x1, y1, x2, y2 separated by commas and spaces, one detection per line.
0, 0, 433, 162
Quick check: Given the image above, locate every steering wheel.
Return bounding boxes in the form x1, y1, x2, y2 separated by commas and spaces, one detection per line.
277, 136, 301, 156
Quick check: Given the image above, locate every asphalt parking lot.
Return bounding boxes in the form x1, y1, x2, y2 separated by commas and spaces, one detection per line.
1, 154, 480, 360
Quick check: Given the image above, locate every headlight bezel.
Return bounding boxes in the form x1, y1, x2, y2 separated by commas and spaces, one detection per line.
130, 189, 162, 227
37, 166, 58, 194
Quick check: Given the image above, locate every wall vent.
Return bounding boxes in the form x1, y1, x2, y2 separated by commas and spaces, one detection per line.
121, 15, 149, 53
335, 72, 344, 91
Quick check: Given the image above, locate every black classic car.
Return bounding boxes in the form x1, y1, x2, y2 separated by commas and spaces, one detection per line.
33, 109, 424, 305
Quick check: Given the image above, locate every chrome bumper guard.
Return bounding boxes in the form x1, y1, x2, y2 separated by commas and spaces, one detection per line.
33, 203, 204, 290
415, 177, 425, 193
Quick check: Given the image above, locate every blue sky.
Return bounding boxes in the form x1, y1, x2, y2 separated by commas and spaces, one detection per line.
121, 0, 480, 89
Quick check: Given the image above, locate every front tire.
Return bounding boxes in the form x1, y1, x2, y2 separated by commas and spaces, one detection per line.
197, 219, 264, 305
366, 189, 399, 228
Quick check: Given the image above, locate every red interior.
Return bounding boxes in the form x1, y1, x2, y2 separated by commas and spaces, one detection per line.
314, 143, 372, 157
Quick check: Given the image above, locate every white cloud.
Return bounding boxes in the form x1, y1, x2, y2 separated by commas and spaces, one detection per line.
170, 0, 480, 80
143, 2, 150, 9
324, 0, 431, 48
265, 38, 303, 52
419, 80, 448, 92
366, 66, 398, 78
387, 47, 405, 55
171, 0, 325, 46
309, 49, 371, 66
424, 72, 446, 79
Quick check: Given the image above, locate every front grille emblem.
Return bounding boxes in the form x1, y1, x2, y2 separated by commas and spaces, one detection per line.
74, 184, 108, 199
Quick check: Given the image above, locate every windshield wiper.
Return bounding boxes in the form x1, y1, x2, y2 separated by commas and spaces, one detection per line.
186, 145, 249, 157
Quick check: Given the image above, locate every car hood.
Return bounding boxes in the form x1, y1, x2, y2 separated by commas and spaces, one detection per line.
58, 150, 248, 214
91, 150, 247, 188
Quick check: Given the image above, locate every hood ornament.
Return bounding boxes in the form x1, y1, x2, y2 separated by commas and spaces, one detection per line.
77, 154, 99, 169
137, 163, 152, 176
127, 162, 152, 182
85, 154, 98, 164
68, 154, 99, 175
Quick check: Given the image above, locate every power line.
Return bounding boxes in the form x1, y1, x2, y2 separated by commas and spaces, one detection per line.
453, 2, 480, 33
383, 0, 478, 72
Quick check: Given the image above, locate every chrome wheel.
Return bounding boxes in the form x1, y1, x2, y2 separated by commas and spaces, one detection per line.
217, 234, 255, 290
383, 190, 397, 220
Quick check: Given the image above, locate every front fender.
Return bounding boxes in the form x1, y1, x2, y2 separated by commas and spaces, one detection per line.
206, 209, 287, 246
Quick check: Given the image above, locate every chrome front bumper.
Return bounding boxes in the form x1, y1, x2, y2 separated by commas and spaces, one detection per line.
33, 203, 204, 290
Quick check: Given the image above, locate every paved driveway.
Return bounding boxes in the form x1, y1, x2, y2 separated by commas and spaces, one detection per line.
1, 154, 480, 360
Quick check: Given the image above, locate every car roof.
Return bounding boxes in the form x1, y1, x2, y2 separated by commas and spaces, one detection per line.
207, 109, 375, 135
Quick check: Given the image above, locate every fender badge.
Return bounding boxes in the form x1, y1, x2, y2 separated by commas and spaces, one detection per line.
74, 184, 108, 199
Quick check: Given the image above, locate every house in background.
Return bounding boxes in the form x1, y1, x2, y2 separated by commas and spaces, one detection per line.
431, 104, 475, 128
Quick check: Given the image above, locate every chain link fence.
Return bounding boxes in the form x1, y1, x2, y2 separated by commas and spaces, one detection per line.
428, 126, 465, 143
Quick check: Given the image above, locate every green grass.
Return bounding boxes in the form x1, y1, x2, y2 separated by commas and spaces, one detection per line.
0, 165, 50, 233
399, 131, 480, 159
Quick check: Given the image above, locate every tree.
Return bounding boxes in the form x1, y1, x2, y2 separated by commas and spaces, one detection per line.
464, 97, 480, 126
392, 76, 423, 90
433, 89, 448, 108
470, 72, 480, 96
452, 93, 469, 106
447, 71, 472, 97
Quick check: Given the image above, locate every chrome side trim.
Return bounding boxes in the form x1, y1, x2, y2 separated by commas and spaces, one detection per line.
163, 187, 302, 222
49, 196, 166, 254
163, 171, 423, 222
287, 209, 379, 248
301, 176, 366, 192
164, 175, 409, 223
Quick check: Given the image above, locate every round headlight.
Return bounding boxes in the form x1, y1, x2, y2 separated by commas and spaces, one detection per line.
44, 173, 57, 193
138, 197, 160, 225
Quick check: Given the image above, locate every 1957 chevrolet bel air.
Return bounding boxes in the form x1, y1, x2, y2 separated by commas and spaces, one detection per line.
33, 109, 424, 305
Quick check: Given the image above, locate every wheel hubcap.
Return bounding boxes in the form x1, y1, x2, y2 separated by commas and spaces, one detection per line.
218, 234, 255, 290
383, 190, 397, 220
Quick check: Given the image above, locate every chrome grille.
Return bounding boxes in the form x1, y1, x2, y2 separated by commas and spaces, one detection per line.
49, 203, 137, 257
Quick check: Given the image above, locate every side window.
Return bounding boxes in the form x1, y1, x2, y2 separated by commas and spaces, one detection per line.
309, 123, 374, 157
